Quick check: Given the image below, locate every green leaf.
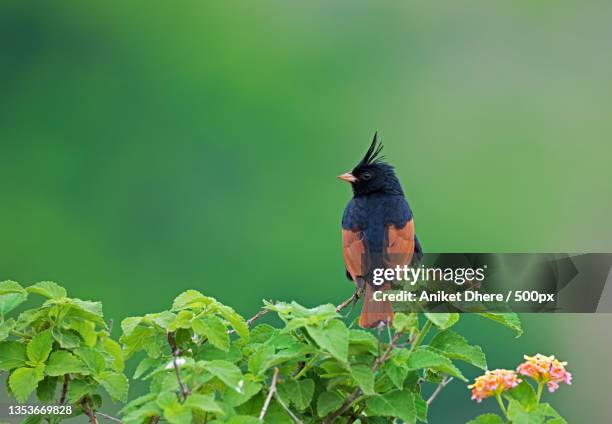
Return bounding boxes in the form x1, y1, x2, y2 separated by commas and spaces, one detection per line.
133, 357, 157, 379
467, 414, 505, 424
101, 337, 125, 372
317, 391, 344, 417
249, 324, 276, 343
505, 381, 537, 410
27, 329, 53, 364
0, 340, 27, 370
424, 313, 459, 330
405, 347, 466, 381
52, 327, 81, 349
163, 402, 193, 424
349, 329, 378, 355
507, 400, 567, 424
366, 390, 416, 424
172, 290, 214, 311
0, 281, 28, 315
415, 394, 428, 423
202, 360, 243, 390
277, 378, 314, 410
36, 375, 57, 402
429, 330, 487, 370
224, 379, 262, 407
393, 312, 418, 332
168, 310, 194, 331
383, 360, 409, 389
193, 315, 229, 352
477, 312, 523, 337
26, 281, 66, 299
217, 304, 249, 340
96, 371, 129, 402
306, 319, 349, 363
9, 365, 45, 402
0, 318, 16, 341
46, 350, 89, 376
67, 379, 96, 402
184, 393, 223, 413
351, 364, 375, 395
66, 298, 104, 323
64, 319, 97, 347
248, 344, 275, 376
226, 416, 262, 424
121, 317, 143, 337
75, 346, 106, 374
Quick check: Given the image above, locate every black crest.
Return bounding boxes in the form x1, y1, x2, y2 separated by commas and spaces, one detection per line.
358, 132, 385, 167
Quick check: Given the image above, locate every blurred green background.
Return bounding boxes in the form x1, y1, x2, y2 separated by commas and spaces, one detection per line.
2, 1, 612, 422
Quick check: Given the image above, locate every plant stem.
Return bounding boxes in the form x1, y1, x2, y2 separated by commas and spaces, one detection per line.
536, 381, 544, 403
409, 319, 432, 354
259, 367, 280, 421
495, 392, 508, 419
294, 353, 320, 380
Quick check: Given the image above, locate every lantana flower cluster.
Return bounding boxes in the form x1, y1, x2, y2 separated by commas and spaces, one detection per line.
516, 353, 572, 393
469, 354, 572, 402
468, 369, 522, 402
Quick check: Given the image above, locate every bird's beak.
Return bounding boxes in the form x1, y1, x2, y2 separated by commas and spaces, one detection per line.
337, 172, 357, 183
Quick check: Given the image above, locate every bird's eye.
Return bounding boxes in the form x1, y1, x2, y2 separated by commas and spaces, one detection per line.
361, 172, 372, 181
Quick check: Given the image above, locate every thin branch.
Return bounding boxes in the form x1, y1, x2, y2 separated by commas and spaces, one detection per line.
81, 397, 99, 424
323, 331, 404, 423
335, 289, 361, 313
167, 332, 190, 401
108, 319, 114, 334
274, 392, 304, 424
59, 374, 69, 404
96, 411, 122, 423
259, 367, 280, 421
427, 377, 453, 406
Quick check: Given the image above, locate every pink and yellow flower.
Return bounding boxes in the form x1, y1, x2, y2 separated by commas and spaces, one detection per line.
468, 369, 522, 403
516, 354, 572, 393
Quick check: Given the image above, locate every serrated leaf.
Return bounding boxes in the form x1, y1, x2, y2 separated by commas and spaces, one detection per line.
75, 346, 106, 375
36, 375, 57, 402
351, 364, 375, 395
424, 313, 459, 330
27, 329, 53, 364
168, 310, 194, 331
383, 360, 409, 389
249, 324, 276, 343
224, 379, 262, 407
505, 381, 537, 410
0, 318, 16, 341
65, 298, 104, 324
96, 371, 129, 402
184, 393, 223, 413
394, 312, 418, 332
248, 344, 275, 376
67, 379, 96, 402
133, 357, 157, 379
0, 281, 28, 315
467, 414, 505, 424
217, 304, 249, 340
172, 290, 214, 311
101, 337, 124, 372
317, 391, 344, 417
121, 317, 143, 337
366, 390, 416, 424
349, 329, 378, 355
277, 378, 314, 410
64, 319, 97, 347
429, 330, 487, 370
477, 312, 523, 337
202, 360, 242, 390
0, 340, 27, 370
415, 394, 428, 423
306, 319, 349, 363
46, 350, 89, 376
120, 325, 157, 359
26, 282, 66, 299
199, 343, 242, 363
51, 327, 81, 349
406, 347, 466, 381
9, 365, 45, 402
163, 402, 192, 424
193, 315, 229, 351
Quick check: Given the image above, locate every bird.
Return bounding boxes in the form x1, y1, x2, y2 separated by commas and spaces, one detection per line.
339, 133, 422, 328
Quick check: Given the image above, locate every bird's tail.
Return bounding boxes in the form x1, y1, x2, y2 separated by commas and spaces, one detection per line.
359, 282, 394, 328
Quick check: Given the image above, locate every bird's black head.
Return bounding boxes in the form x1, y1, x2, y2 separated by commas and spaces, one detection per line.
338, 133, 403, 196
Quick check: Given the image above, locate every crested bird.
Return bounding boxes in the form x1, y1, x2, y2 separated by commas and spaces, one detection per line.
339, 133, 422, 328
